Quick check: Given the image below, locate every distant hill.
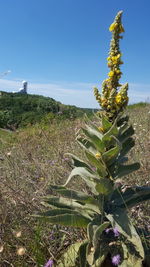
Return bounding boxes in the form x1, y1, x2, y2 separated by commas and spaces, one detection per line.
0, 91, 96, 129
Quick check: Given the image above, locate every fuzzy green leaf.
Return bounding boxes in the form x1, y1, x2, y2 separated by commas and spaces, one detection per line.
81, 126, 105, 153
117, 115, 129, 127
85, 151, 107, 177
78, 240, 90, 267
64, 167, 99, 195
119, 137, 135, 158
38, 208, 81, 217
57, 241, 83, 267
39, 213, 91, 228
42, 196, 97, 218
102, 120, 119, 143
102, 145, 120, 166
113, 186, 150, 209
121, 243, 143, 267
101, 114, 112, 131
106, 209, 144, 259
50, 185, 99, 206
66, 153, 92, 169
77, 136, 97, 154
118, 125, 134, 143
114, 163, 140, 178
93, 222, 110, 248
95, 179, 113, 195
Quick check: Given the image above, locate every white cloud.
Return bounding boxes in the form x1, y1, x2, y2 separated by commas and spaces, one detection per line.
129, 83, 150, 103
0, 79, 149, 108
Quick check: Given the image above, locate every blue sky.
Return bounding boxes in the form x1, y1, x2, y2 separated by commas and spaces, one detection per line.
0, 0, 150, 107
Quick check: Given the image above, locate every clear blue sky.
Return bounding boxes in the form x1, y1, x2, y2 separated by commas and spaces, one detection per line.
0, 0, 150, 107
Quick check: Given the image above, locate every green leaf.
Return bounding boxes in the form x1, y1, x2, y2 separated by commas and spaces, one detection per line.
119, 137, 135, 158
81, 126, 105, 153
49, 186, 100, 213
77, 136, 97, 154
87, 222, 96, 243
66, 153, 92, 169
42, 196, 81, 209
39, 213, 91, 228
115, 186, 150, 209
64, 167, 99, 195
95, 179, 113, 195
85, 151, 107, 177
118, 121, 129, 134
42, 196, 97, 219
102, 120, 119, 143
92, 253, 107, 267
102, 145, 120, 166
121, 243, 143, 267
114, 163, 140, 178
117, 115, 129, 127
101, 114, 112, 131
118, 125, 134, 143
38, 208, 81, 217
93, 222, 110, 248
50, 185, 99, 206
87, 220, 102, 243
57, 242, 83, 267
78, 240, 90, 267
125, 187, 150, 208
106, 209, 144, 259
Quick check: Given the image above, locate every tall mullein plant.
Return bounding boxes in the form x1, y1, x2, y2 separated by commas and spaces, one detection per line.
38, 11, 150, 267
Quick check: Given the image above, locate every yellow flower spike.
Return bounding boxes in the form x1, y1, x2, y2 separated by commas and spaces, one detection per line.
94, 11, 128, 119
95, 153, 101, 159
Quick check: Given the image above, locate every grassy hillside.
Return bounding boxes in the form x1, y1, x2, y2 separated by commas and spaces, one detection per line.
0, 104, 150, 266
0, 91, 96, 129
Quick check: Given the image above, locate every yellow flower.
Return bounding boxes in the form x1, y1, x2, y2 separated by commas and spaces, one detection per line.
119, 25, 125, 33
98, 127, 104, 132
115, 94, 122, 104
108, 71, 115, 77
109, 22, 118, 32
111, 56, 118, 65
115, 69, 122, 74
95, 153, 101, 159
116, 53, 121, 59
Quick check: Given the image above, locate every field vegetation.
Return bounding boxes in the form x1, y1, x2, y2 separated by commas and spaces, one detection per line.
0, 103, 150, 266
0, 91, 95, 129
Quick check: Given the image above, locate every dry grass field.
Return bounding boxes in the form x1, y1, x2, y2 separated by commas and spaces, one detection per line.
0, 103, 150, 266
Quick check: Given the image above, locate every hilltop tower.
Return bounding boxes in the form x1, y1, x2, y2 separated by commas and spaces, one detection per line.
18, 81, 28, 94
